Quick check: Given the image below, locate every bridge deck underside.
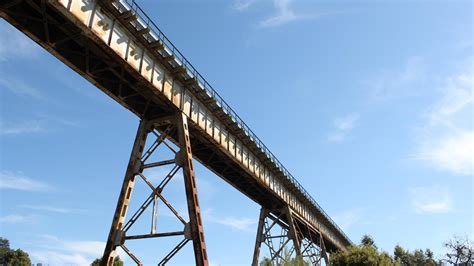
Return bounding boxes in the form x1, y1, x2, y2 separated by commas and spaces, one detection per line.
1, 0, 344, 252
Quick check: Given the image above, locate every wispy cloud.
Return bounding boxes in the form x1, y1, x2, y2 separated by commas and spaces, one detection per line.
0, 214, 26, 223
0, 120, 46, 135
234, 0, 344, 28
215, 216, 256, 231
367, 57, 426, 101
0, 114, 79, 136
0, 21, 40, 61
328, 113, 360, 142
0, 171, 52, 192
21, 204, 85, 214
258, 0, 310, 28
416, 131, 473, 176
36, 113, 80, 127
410, 185, 452, 214
233, 0, 256, 11
332, 208, 365, 230
0, 75, 45, 100
414, 71, 473, 176
31, 251, 92, 266
29, 235, 128, 265
203, 209, 256, 232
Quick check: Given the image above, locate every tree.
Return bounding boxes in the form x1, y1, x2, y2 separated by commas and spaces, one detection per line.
331, 235, 398, 266
91, 256, 124, 266
331, 245, 397, 266
444, 236, 473, 265
0, 238, 9, 249
282, 248, 309, 266
3, 249, 31, 266
421, 248, 438, 265
0, 237, 31, 266
361, 235, 377, 249
259, 257, 272, 266
393, 244, 439, 266
394, 245, 410, 265
259, 248, 310, 266
0, 238, 10, 264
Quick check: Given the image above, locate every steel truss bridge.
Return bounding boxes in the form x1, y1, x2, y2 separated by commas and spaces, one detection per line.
0, 0, 352, 264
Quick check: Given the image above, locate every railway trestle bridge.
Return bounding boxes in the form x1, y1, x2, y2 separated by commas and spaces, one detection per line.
0, 0, 352, 264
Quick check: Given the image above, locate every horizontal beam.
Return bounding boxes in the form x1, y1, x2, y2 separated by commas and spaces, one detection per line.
125, 231, 185, 240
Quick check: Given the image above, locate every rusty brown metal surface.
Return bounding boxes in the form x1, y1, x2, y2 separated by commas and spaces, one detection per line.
102, 119, 149, 266
175, 113, 209, 265
252, 207, 303, 265
252, 206, 328, 265
98, 114, 208, 265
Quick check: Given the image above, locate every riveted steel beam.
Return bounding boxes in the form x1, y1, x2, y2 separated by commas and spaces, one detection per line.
101, 113, 208, 266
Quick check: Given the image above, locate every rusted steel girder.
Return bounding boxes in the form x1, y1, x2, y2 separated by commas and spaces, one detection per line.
252, 206, 328, 266
101, 113, 208, 266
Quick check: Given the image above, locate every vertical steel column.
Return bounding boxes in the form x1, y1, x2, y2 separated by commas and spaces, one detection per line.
320, 232, 329, 265
252, 206, 301, 265
252, 208, 268, 266
286, 206, 302, 257
101, 113, 208, 265
102, 119, 149, 266
176, 113, 209, 266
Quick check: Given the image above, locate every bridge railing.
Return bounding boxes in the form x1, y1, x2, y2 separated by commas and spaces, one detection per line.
112, 0, 350, 245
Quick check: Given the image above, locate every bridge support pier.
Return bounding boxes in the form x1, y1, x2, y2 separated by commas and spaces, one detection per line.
101, 113, 208, 266
252, 206, 329, 266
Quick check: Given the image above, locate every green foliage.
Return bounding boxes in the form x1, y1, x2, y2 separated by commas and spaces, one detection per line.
282, 248, 309, 266
0, 237, 10, 263
393, 244, 439, 265
0, 238, 9, 249
3, 249, 31, 266
331, 235, 397, 266
259, 248, 310, 266
331, 245, 397, 266
361, 235, 377, 249
0, 237, 31, 266
91, 256, 124, 266
260, 257, 272, 266
330, 234, 456, 266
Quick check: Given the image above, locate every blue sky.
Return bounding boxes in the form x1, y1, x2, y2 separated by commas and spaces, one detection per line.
0, 0, 472, 265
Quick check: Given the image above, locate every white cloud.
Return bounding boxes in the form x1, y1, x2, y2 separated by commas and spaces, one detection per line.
426, 72, 473, 128
21, 204, 84, 214
417, 131, 473, 176
0, 115, 79, 136
0, 21, 40, 61
410, 185, 453, 214
215, 217, 256, 231
0, 76, 45, 99
39, 235, 104, 256
328, 113, 360, 142
0, 214, 26, 223
29, 235, 129, 266
235, 0, 342, 28
37, 113, 80, 127
202, 209, 256, 232
0, 171, 52, 192
30, 251, 91, 266
259, 0, 309, 28
414, 71, 473, 176
332, 208, 365, 230
0, 120, 46, 135
367, 57, 426, 101
334, 113, 359, 131
233, 0, 256, 11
